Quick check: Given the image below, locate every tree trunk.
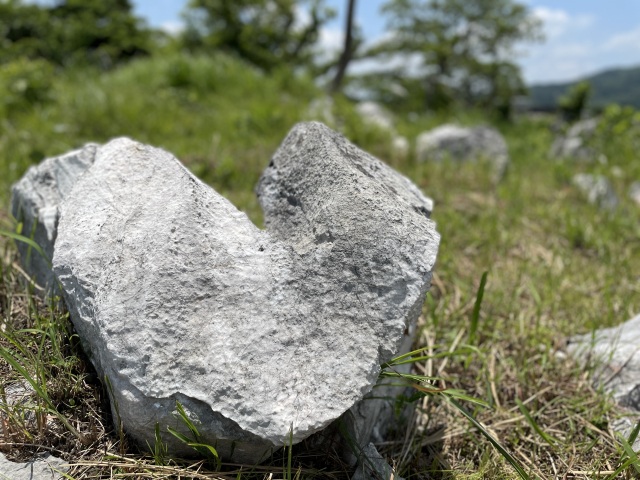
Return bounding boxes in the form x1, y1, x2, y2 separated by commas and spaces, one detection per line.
330, 0, 356, 93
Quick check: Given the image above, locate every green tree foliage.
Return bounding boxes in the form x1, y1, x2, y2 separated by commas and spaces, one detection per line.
367, 0, 542, 113
182, 0, 335, 71
558, 81, 591, 122
0, 0, 152, 68
0, 58, 54, 117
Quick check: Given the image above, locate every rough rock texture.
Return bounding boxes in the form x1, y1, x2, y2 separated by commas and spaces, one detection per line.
415, 124, 509, 175
566, 314, 640, 449
42, 122, 439, 464
550, 118, 599, 161
11, 144, 98, 294
572, 173, 618, 210
0, 452, 67, 480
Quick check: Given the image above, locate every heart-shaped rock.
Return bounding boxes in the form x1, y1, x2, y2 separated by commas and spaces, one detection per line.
15, 122, 439, 463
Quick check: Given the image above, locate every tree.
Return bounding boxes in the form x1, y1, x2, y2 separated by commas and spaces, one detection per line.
0, 0, 152, 68
182, 0, 335, 72
368, 0, 543, 112
50, 0, 152, 68
330, 0, 357, 93
558, 81, 591, 122
0, 0, 53, 63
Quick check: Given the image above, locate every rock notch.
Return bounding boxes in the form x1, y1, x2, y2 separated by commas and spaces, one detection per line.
13, 122, 439, 463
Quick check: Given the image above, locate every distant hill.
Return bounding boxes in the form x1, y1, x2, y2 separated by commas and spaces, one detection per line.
527, 65, 640, 110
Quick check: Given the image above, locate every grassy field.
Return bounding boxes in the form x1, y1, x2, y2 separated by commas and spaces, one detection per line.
1, 54, 640, 479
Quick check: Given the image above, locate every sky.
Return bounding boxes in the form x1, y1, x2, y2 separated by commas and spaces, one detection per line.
132, 0, 640, 86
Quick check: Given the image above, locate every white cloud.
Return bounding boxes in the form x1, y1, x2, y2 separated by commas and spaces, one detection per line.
160, 20, 184, 35
534, 7, 570, 38
318, 27, 344, 53
533, 7, 594, 39
293, 4, 313, 31
602, 24, 640, 51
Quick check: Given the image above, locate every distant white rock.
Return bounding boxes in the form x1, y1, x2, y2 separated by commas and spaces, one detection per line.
391, 135, 410, 162
306, 95, 335, 126
572, 173, 618, 210
550, 118, 599, 161
355, 101, 395, 131
415, 124, 509, 176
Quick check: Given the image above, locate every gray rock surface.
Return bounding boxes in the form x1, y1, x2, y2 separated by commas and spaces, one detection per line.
43, 122, 439, 463
415, 124, 509, 175
11, 144, 97, 294
351, 443, 404, 480
572, 173, 618, 210
550, 118, 599, 161
0, 452, 67, 480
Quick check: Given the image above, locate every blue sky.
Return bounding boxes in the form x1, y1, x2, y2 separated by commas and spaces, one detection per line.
133, 0, 640, 85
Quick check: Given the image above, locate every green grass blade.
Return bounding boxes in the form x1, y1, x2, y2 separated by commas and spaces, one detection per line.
174, 401, 201, 441
618, 433, 640, 474
187, 442, 221, 469
448, 397, 530, 480
515, 398, 557, 447
469, 271, 488, 346
441, 389, 490, 408
0, 229, 51, 267
627, 421, 640, 446
167, 426, 192, 444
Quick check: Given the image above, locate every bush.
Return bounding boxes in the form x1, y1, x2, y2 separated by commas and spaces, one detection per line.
0, 57, 54, 117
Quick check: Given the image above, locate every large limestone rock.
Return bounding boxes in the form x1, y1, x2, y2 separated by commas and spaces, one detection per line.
16, 122, 439, 464
416, 124, 509, 175
11, 144, 97, 294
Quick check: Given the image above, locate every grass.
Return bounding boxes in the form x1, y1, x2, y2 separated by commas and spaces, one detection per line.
1, 53, 640, 478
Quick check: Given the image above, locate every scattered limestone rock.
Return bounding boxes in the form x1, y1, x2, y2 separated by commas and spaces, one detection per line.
11, 144, 97, 294
572, 173, 618, 210
566, 314, 640, 449
306, 96, 335, 127
550, 118, 599, 161
355, 101, 395, 131
629, 182, 640, 206
391, 135, 410, 163
415, 124, 509, 176
567, 314, 640, 410
0, 452, 67, 480
17, 122, 439, 464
